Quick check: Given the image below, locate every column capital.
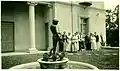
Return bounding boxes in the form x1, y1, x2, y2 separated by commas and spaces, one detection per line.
27, 1, 38, 6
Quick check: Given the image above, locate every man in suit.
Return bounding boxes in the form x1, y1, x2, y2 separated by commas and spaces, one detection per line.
94, 32, 100, 50
85, 33, 91, 50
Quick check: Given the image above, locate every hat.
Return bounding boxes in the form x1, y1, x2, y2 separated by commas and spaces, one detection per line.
53, 19, 59, 22
53, 19, 59, 25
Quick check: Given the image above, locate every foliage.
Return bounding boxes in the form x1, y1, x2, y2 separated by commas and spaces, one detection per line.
106, 5, 119, 47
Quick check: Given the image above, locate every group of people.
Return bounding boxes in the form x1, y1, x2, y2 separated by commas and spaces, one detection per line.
85, 32, 101, 51
56, 31, 101, 53
50, 19, 102, 54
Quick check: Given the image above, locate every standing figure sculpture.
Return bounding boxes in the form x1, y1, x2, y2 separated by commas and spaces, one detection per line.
38, 20, 68, 69
49, 19, 60, 58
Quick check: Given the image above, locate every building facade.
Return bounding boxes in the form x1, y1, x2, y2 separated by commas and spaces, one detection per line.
1, 1, 106, 53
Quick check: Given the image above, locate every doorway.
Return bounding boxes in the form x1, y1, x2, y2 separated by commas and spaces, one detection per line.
1, 21, 14, 53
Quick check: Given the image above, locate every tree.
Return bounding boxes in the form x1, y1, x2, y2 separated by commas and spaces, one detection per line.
106, 5, 119, 47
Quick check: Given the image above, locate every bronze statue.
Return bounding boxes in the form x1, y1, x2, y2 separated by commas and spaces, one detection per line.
42, 19, 65, 62
49, 19, 60, 61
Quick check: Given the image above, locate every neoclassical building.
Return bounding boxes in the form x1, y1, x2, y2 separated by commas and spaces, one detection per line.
1, 1, 106, 53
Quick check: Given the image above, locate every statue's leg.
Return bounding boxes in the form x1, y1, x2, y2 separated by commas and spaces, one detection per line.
49, 38, 55, 56
59, 41, 61, 52
71, 43, 73, 52
49, 48, 53, 56
62, 41, 65, 51
53, 38, 57, 54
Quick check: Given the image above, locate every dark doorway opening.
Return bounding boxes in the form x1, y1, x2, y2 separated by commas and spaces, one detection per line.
1, 21, 14, 53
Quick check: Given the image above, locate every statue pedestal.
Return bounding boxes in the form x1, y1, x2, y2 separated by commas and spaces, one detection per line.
37, 58, 69, 69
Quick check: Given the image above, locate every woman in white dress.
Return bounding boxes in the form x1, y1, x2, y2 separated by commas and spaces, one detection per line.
90, 33, 97, 50
66, 33, 72, 52
74, 32, 79, 51
71, 32, 79, 52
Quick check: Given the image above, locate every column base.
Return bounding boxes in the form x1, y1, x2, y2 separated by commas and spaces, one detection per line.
28, 47, 39, 53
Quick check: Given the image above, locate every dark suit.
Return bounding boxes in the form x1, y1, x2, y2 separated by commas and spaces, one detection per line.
85, 35, 91, 50
95, 35, 99, 42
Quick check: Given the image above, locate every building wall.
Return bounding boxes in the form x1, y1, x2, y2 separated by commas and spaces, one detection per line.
1, 2, 47, 52
88, 7, 106, 41
54, 3, 72, 33
59, 1, 104, 9
72, 5, 84, 33
91, 2, 104, 9
14, 3, 30, 52
54, 3, 85, 34
35, 5, 46, 50
1, 1, 106, 52
54, 2, 106, 41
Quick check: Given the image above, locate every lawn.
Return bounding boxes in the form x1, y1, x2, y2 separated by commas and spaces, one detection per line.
66, 48, 119, 69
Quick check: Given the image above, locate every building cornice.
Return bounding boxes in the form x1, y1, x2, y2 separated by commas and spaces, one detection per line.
28, 1, 105, 11
55, 1, 105, 11
38, 1, 53, 5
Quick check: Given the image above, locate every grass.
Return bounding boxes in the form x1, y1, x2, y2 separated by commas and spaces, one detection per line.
66, 49, 119, 69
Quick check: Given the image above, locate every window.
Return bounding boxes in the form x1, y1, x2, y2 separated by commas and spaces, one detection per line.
80, 17, 88, 37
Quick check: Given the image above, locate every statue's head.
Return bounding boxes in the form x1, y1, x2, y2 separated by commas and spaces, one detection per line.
53, 19, 59, 25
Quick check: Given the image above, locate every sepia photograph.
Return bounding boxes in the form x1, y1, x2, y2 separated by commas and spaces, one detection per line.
1, 0, 119, 70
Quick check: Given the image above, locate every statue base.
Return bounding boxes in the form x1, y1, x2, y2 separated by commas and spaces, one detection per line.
37, 58, 69, 69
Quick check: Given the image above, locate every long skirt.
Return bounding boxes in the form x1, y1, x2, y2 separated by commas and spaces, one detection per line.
96, 42, 101, 50
75, 42, 79, 51
86, 42, 91, 50
71, 42, 79, 52
66, 41, 71, 51
91, 41, 97, 50
63, 42, 67, 51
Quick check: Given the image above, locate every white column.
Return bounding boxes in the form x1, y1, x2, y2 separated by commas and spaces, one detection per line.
28, 2, 38, 53
47, 4, 53, 51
